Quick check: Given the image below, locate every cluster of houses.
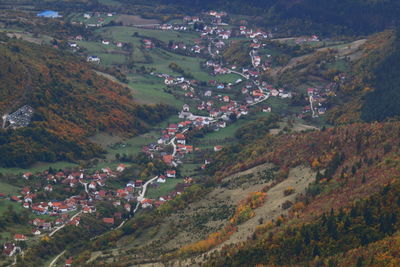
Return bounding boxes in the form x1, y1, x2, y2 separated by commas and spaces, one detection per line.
158, 24, 188, 31
299, 86, 333, 118
101, 40, 124, 48
80, 12, 115, 27
139, 173, 194, 209
295, 35, 320, 44
239, 25, 269, 39
3, 105, 34, 129
143, 39, 154, 49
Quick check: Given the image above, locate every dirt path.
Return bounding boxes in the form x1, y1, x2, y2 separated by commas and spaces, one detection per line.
48, 250, 65, 267
49, 211, 82, 237
218, 166, 314, 248
270, 39, 367, 77
173, 166, 316, 267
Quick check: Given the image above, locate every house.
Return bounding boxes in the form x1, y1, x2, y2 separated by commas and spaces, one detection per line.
87, 55, 100, 63
32, 229, 41, 235
126, 181, 135, 188
176, 133, 186, 145
44, 184, 53, 192
141, 199, 153, 208
69, 218, 80, 226
143, 39, 154, 49
157, 176, 166, 183
23, 203, 30, 208
102, 40, 110, 45
32, 218, 45, 226
318, 108, 327, 115
165, 77, 174, 85
22, 172, 32, 179
124, 203, 131, 212
262, 106, 272, 112
182, 104, 190, 112
103, 217, 115, 224
65, 258, 73, 267
271, 89, 279, 97
116, 164, 126, 172
3, 243, 19, 257
214, 145, 223, 152
223, 96, 230, 102
135, 180, 143, 188
166, 170, 176, 178
10, 196, 21, 202
116, 189, 128, 198
217, 121, 226, 128
14, 234, 27, 241
163, 155, 173, 165
185, 145, 193, 153
89, 181, 96, 190
83, 206, 92, 214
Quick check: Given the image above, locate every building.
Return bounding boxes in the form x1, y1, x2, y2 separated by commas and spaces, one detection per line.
87, 56, 100, 63
214, 145, 223, 152
37, 11, 60, 18
14, 234, 27, 241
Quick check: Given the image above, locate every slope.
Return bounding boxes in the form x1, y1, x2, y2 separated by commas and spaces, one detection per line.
0, 34, 173, 167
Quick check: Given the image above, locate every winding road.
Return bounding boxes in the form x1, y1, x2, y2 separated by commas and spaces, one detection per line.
48, 250, 65, 267
49, 210, 82, 237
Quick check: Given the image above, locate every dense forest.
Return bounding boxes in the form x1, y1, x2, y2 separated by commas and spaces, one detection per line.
22, 0, 400, 35
198, 119, 400, 266
326, 29, 400, 124
153, 0, 400, 35
361, 30, 400, 122
207, 181, 400, 266
0, 35, 174, 167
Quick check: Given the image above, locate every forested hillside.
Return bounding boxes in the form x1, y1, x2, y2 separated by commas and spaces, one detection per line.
202, 121, 400, 266
327, 30, 400, 124
18, 0, 400, 35
0, 35, 173, 167
153, 0, 400, 35
361, 30, 400, 122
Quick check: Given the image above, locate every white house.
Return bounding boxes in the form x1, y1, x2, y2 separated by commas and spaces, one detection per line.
87, 56, 100, 63
166, 170, 176, 178
116, 164, 126, 172
157, 176, 166, 183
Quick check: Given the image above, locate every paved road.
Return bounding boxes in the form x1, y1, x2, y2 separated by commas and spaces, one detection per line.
49, 211, 82, 237
168, 128, 188, 158
48, 250, 65, 267
136, 175, 159, 202
309, 95, 317, 118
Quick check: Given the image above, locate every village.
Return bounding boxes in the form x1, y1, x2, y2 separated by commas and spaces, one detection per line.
0, 8, 344, 265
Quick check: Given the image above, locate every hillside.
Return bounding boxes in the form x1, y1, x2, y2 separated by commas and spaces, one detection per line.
63, 119, 400, 266
0, 35, 173, 167
148, 0, 400, 35
327, 30, 400, 124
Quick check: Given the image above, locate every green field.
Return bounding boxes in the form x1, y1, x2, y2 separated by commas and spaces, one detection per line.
70, 13, 116, 25
0, 182, 19, 195
0, 161, 78, 175
145, 178, 183, 199
97, 26, 198, 44
128, 74, 184, 108
180, 163, 201, 177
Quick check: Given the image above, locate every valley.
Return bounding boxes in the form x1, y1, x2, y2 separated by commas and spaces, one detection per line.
0, 1, 399, 266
